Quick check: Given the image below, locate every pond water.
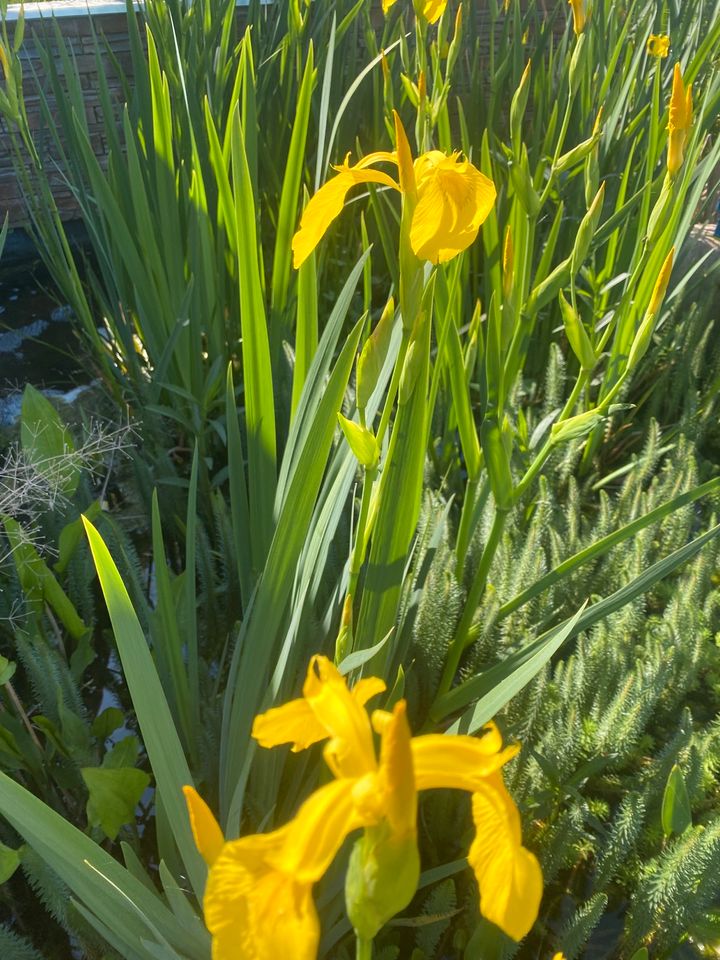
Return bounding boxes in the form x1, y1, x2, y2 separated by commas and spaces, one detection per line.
0, 268, 89, 427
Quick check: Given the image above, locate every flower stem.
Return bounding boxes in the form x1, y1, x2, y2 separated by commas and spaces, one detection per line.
432, 507, 508, 714
356, 936, 373, 960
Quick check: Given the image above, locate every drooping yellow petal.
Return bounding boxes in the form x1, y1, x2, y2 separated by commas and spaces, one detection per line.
183, 786, 225, 868
468, 774, 543, 941
412, 722, 519, 792
204, 828, 319, 960
304, 656, 378, 777
410, 151, 496, 263
292, 156, 400, 268
568, 0, 585, 35
252, 697, 328, 752
422, 0, 448, 25
273, 778, 364, 882
647, 33, 670, 58
372, 701, 417, 837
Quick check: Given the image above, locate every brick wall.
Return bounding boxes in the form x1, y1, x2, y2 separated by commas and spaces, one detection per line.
0, 2, 565, 228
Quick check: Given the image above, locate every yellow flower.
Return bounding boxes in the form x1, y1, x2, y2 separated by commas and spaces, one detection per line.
186, 657, 542, 956
292, 113, 496, 268
667, 62, 693, 177
254, 656, 541, 940
382, 0, 448, 24
568, 0, 586, 35
647, 33, 670, 58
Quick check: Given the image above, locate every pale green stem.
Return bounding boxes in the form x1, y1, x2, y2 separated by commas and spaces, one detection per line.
432, 508, 508, 713
348, 465, 378, 602
356, 936, 373, 960
376, 329, 411, 448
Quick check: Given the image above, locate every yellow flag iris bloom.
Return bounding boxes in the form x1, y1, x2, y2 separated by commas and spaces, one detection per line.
568, 0, 586, 35
292, 113, 495, 268
647, 33, 670, 58
382, 0, 448, 24
185, 656, 542, 958
667, 62, 693, 177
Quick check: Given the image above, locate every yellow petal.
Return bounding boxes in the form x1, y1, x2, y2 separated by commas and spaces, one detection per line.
410, 152, 496, 263
273, 778, 363, 882
352, 676, 387, 706
669, 62, 687, 132
373, 700, 416, 836
412, 722, 519, 793
382, 0, 398, 12
292, 157, 399, 269
647, 247, 674, 316
252, 672, 385, 754
568, 0, 585, 34
304, 656, 378, 777
252, 697, 328, 752
422, 0, 448, 25
204, 828, 319, 960
468, 774, 543, 941
182, 785, 225, 868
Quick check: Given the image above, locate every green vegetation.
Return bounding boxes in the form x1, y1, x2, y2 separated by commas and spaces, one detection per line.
0, 0, 719, 957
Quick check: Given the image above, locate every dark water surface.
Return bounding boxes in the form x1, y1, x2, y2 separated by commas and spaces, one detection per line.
0, 268, 89, 425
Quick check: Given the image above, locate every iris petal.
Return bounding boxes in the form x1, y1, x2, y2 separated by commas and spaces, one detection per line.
182, 786, 225, 868
292, 157, 399, 268
468, 774, 543, 941
205, 829, 319, 960
412, 732, 519, 792
410, 153, 496, 263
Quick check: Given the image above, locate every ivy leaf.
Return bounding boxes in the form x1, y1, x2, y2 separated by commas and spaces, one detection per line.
81, 767, 150, 841
661, 764, 692, 837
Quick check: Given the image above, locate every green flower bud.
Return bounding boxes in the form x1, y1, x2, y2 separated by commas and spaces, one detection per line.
357, 297, 396, 411
346, 824, 420, 941
558, 290, 596, 371
338, 414, 379, 469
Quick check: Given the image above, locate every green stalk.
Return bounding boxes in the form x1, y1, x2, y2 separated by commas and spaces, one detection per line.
356, 936, 373, 960
348, 465, 379, 604
432, 508, 508, 711
376, 330, 411, 448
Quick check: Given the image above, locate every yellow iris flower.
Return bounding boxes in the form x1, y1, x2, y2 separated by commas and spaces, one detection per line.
647, 33, 670, 58
667, 62, 693, 177
382, 0, 448, 25
185, 656, 543, 958
568, 0, 586, 35
292, 113, 496, 268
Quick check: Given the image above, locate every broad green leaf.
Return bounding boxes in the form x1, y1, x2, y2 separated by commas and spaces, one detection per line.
661, 764, 692, 837
2, 517, 87, 639
20, 384, 79, 496
82, 518, 206, 899
82, 766, 150, 841
270, 43, 315, 320
0, 770, 208, 958
221, 314, 366, 830
231, 105, 277, 571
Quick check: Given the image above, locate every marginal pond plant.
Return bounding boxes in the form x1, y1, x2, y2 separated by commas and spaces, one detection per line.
1, 0, 720, 957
